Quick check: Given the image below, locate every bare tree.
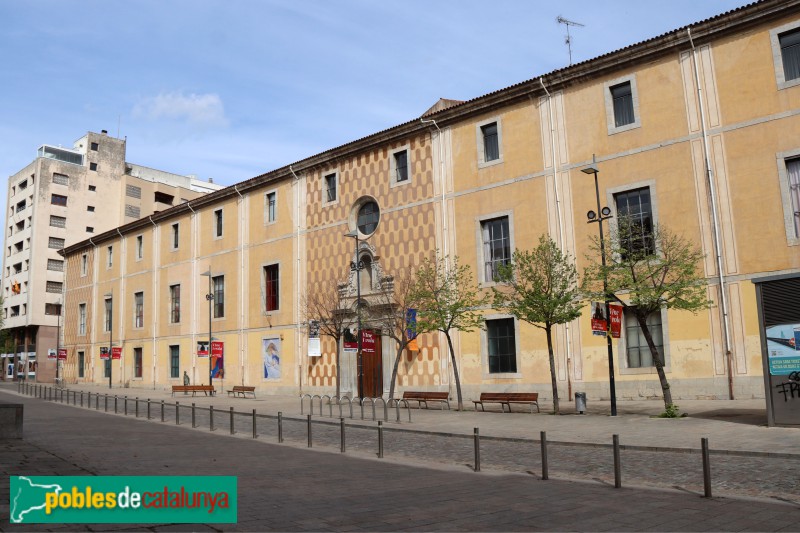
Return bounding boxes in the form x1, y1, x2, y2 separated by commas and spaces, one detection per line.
302, 279, 355, 397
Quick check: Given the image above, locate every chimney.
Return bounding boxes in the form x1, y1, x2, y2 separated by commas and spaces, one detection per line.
208, 177, 214, 183
101, 130, 108, 135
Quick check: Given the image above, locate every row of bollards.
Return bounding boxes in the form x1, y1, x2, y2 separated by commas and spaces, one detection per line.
21, 383, 715, 497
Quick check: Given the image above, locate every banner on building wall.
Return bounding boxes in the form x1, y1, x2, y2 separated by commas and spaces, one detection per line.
343, 327, 358, 352
100, 347, 109, 360
111, 347, 122, 360
609, 304, 623, 339
591, 302, 607, 336
766, 323, 800, 375
263, 338, 281, 380
406, 309, 419, 352
211, 341, 224, 378
57, 349, 67, 361
308, 320, 321, 357
361, 330, 377, 355
197, 341, 209, 357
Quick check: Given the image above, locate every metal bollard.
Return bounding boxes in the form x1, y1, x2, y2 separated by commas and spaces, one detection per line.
124, 396, 128, 416
378, 421, 384, 459
340, 418, 346, 453
176, 402, 180, 425
307, 414, 312, 448
96, 393, 99, 410
210, 406, 215, 431
80, 391, 83, 407
230, 407, 235, 435
278, 412, 283, 443
135, 398, 139, 418
613, 434, 621, 488
104, 395, 108, 412
115, 396, 118, 414
192, 403, 196, 428
147, 399, 151, 419
88, 391, 91, 406
474, 428, 481, 472
252, 409, 257, 439
540, 431, 549, 480
160, 400, 164, 422
702, 438, 712, 498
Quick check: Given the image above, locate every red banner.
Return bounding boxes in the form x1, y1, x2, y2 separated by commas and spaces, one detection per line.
100, 347, 109, 360
111, 346, 122, 360
609, 304, 623, 339
591, 302, 607, 336
211, 341, 224, 357
361, 330, 377, 354
57, 349, 67, 361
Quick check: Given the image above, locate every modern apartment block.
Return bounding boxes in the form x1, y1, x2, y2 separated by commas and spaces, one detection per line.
2, 130, 223, 382
59, 1, 800, 410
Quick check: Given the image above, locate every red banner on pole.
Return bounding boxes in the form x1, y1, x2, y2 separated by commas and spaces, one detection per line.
609, 304, 623, 339
361, 330, 376, 354
211, 341, 224, 357
57, 349, 67, 361
591, 302, 607, 336
111, 347, 122, 360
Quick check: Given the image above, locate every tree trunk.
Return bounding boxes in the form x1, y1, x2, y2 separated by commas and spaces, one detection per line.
335, 342, 341, 398
636, 314, 673, 408
444, 330, 463, 411
545, 325, 560, 414
388, 342, 403, 401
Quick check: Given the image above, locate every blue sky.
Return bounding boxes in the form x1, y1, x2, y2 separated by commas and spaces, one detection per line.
0, 0, 749, 238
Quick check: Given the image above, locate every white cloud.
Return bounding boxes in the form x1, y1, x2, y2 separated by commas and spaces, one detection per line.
132, 91, 228, 128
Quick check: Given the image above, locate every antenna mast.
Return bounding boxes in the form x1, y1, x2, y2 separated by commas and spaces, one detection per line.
557, 16, 585, 66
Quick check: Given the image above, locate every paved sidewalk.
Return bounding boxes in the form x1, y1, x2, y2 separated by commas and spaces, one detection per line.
2, 390, 800, 532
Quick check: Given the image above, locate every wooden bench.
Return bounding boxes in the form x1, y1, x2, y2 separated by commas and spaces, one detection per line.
227, 385, 256, 398
473, 392, 539, 413
171, 385, 215, 397
402, 391, 451, 410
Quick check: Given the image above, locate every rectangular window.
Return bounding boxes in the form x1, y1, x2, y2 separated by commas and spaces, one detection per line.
81, 254, 88, 276
394, 150, 409, 182
170, 284, 181, 323
267, 192, 276, 222
136, 235, 143, 259
15, 200, 26, 213
264, 264, 279, 312
88, 185, 96, 192
47, 259, 64, 272
89, 162, 98, 171
79, 304, 86, 335
614, 187, 655, 258
213, 275, 225, 318
780, 28, 800, 82
49, 215, 66, 228
86, 226, 94, 233
624, 309, 663, 369
44, 303, 61, 316
214, 209, 223, 237
104, 298, 112, 332
90, 142, 99, 151
107, 246, 113, 268
481, 217, 511, 282
78, 351, 85, 378
48, 237, 65, 250
785, 158, 800, 238
487, 318, 517, 373
481, 122, 499, 162
52, 173, 69, 185
51, 194, 67, 206
134, 348, 143, 378
610, 82, 635, 128
170, 345, 180, 379
171, 223, 179, 249
154, 191, 174, 205
134, 292, 143, 328
87, 206, 95, 212
45, 281, 63, 294
104, 358, 111, 378
324, 173, 337, 203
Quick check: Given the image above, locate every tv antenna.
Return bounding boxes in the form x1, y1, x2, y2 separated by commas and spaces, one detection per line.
557, 16, 585, 66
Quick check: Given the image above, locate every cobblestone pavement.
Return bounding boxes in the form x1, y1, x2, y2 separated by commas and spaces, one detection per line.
8, 385, 800, 505
2, 391, 800, 532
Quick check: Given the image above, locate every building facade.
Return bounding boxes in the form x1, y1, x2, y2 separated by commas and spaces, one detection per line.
2, 131, 223, 383
61, 1, 800, 402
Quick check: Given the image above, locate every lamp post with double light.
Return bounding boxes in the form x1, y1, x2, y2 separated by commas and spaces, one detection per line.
581, 157, 618, 416
201, 270, 214, 389
104, 292, 112, 389
343, 230, 365, 398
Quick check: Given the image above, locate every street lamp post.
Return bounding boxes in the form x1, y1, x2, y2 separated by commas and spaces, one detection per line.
581, 156, 618, 416
344, 231, 365, 398
201, 271, 214, 389
104, 292, 113, 389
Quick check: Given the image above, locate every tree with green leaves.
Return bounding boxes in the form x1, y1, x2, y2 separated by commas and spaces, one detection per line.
492, 235, 583, 414
583, 219, 711, 411
365, 267, 424, 401
410, 255, 483, 411
302, 279, 356, 398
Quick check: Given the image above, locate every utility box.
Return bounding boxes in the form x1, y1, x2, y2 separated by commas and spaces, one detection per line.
574, 392, 587, 414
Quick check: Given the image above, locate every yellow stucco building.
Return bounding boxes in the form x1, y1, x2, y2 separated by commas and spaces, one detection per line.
61, 0, 800, 402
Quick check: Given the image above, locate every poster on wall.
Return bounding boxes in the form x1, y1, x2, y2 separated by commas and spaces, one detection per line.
263, 338, 281, 380
343, 327, 358, 352
308, 320, 321, 357
197, 341, 209, 357
100, 347, 109, 360
211, 341, 224, 378
47, 349, 57, 359
766, 323, 800, 375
